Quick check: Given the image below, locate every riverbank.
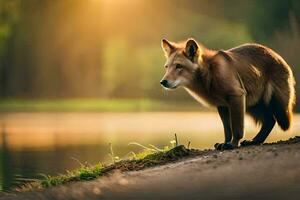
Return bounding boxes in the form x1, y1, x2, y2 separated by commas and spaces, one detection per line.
1, 137, 300, 200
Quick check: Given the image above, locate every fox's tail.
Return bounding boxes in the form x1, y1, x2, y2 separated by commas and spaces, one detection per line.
271, 96, 293, 131
270, 76, 296, 131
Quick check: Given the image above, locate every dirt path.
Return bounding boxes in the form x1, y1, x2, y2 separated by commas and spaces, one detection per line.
2, 137, 300, 200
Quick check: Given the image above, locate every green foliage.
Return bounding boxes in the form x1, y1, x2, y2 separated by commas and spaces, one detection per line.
0, 0, 20, 53
244, 0, 300, 42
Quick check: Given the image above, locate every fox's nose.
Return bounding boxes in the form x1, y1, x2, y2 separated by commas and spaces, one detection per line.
160, 79, 168, 87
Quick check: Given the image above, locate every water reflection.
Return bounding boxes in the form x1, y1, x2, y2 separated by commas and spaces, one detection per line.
0, 127, 13, 191
0, 112, 299, 190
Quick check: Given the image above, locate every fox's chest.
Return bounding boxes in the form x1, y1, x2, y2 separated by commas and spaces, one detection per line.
184, 88, 226, 107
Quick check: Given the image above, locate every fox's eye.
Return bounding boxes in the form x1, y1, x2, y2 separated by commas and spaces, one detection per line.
164, 65, 168, 69
176, 64, 183, 70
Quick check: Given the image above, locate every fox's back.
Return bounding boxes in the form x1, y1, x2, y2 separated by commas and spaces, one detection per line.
227, 43, 293, 106
228, 43, 290, 76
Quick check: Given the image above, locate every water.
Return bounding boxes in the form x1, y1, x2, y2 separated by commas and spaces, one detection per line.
0, 112, 299, 191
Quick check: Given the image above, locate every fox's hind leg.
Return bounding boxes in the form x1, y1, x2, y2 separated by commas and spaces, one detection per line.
241, 102, 275, 146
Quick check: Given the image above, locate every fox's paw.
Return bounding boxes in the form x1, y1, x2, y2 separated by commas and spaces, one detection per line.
240, 140, 261, 147
214, 142, 235, 151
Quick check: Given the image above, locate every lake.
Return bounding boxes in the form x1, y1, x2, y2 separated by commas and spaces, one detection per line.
0, 112, 299, 191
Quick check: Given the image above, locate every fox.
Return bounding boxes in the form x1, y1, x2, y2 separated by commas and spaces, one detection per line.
160, 38, 296, 150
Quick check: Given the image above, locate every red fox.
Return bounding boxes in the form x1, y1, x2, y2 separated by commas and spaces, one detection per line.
160, 38, 296, 150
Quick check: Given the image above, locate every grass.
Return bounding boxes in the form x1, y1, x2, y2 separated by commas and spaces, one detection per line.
0, 98, 200, 112
17, 137, 198, 191
40, 163, 105, 188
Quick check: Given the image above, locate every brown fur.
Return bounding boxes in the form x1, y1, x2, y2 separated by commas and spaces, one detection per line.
161, 38, 296, 149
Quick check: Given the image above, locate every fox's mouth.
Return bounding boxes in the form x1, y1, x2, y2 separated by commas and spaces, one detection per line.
168, 84, 179, 89
162, 85, 178, 90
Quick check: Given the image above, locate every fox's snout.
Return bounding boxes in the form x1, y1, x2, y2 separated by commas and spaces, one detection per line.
160, 79, 169, 88
160, 79, 181, 89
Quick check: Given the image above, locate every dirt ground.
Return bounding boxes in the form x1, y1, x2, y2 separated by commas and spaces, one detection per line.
2, 137, 300, 200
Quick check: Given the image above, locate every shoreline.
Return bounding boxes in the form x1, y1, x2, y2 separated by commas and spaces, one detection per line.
2, 136, 300, 200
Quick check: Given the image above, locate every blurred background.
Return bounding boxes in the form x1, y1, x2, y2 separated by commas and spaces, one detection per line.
0, 0, 299, 191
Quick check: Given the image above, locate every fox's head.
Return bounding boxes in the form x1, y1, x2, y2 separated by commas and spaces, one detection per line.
160, 38, 201, 89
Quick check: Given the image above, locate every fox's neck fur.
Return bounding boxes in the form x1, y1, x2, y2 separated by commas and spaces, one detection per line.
184, 47, 218, 106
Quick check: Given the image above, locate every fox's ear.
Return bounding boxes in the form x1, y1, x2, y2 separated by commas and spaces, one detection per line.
185, 38, 200, 62
161, 39, 174, 56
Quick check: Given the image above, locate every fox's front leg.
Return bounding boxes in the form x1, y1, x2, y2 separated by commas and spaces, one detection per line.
215, 106, 233, 150
215, 95, 245, 150
229, 95, 245, 147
